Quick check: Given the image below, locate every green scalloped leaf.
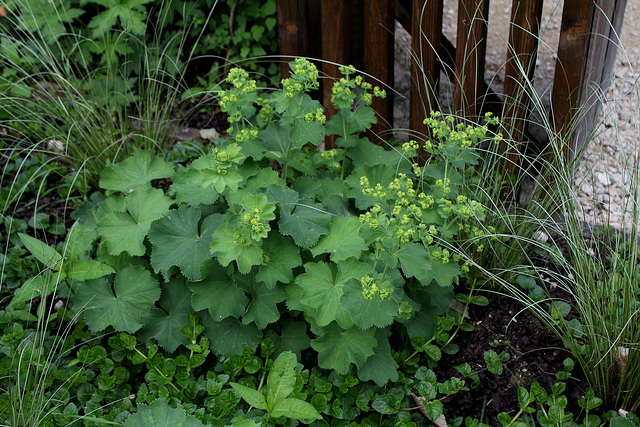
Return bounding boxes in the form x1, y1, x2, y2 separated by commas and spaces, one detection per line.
189, 261, 248, 321
311, 323, 377, 374
291, 117, 323, 148
431, 260, 461, 287
279, 200, 331, 248
345, 165, 397, 210
203, 316, 262, 357
267, 184, 330, 248
124, 398, 205, 427
256, 233, 301, 289
266, 317, 311, 359
138, 278, 193, 352
357, 328, 399, 386
310, 216, 367, 262
191, 154, 244, 193
99, 149, 174, 193
341, 279, 398, 329
394, 243, 432, 284
235, 273, 286, 329
169, 166, 219, 206
295, 262, 357, 328
211, 223, 263, 274
97, 188, 172, 256
73, 265, 160, 333
149, 207, 223, 281
260, 124, 292, 158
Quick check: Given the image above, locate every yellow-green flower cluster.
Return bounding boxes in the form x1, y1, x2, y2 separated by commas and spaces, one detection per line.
431, 248, 451, 264
423, 111, 498, 152
450, 198, 484, 222
207, 144, 244, 176
233, 232, 249, 246
359, 204, 382, 229
484, 111, 499, 126
374, 86, 386, 99
331, 65, 386, 109
234, 128, 258, 143
331, 77, 355, 107
304, 107, 326, 124
402, 140, 420, 152
290, 58, 319, 89
218, 91, 237, 110
218, 67, 259, 132
360, 275, 391, 300
282, 58, 320, 98
360, 176, 388, 199
219, 68, 256, 110
257, 97, 273, 122
213, 148, 229, 163
435, 177, 451, 195
227, 68, 256, 92
359, 173, 442, 246
320, 149, 341, 169
283, 79, 304, 99
242, 207, 269, 240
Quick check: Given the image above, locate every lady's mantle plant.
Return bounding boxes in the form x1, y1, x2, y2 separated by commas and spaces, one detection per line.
50, 59, 499, 387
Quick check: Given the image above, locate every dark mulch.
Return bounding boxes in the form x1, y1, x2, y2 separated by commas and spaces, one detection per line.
439, 288, 591, 425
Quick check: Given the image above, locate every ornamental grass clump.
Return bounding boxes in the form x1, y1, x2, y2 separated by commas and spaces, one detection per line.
543, 119, 640, 412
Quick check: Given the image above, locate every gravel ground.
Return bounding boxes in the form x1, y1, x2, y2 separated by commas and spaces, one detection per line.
393, 0, 640, 231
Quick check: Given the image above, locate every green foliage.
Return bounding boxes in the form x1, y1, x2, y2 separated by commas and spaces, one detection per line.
1, 0, 279, 187
1, 0, 278, 89
125, 398, 206, 426
495, 380, 604, 427
73, 265, 161, 333
58, 59, 498, 386
4, 58, 622, 426
230, 351, 322, 422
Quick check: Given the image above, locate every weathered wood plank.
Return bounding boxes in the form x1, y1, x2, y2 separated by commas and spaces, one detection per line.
411, 0, 443, 140
573, 0, 627, 155
276, 0, 309, 78
500, 0, 544, 169
364, 0, 395, 140
551, 0, 593, 157
453, 0, 490, 120
321, 0, 350, 148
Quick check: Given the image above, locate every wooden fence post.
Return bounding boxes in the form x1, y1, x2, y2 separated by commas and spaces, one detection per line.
573, 0, 627, 156
551, 0, 627, 160
500, 0, 544, 171
320, 0, 351, 149
551, 0, 594, 159
411, 0, 443, 141
364, 0, 395, 140
276, 0, 309, 79
453, 0, 490, 120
